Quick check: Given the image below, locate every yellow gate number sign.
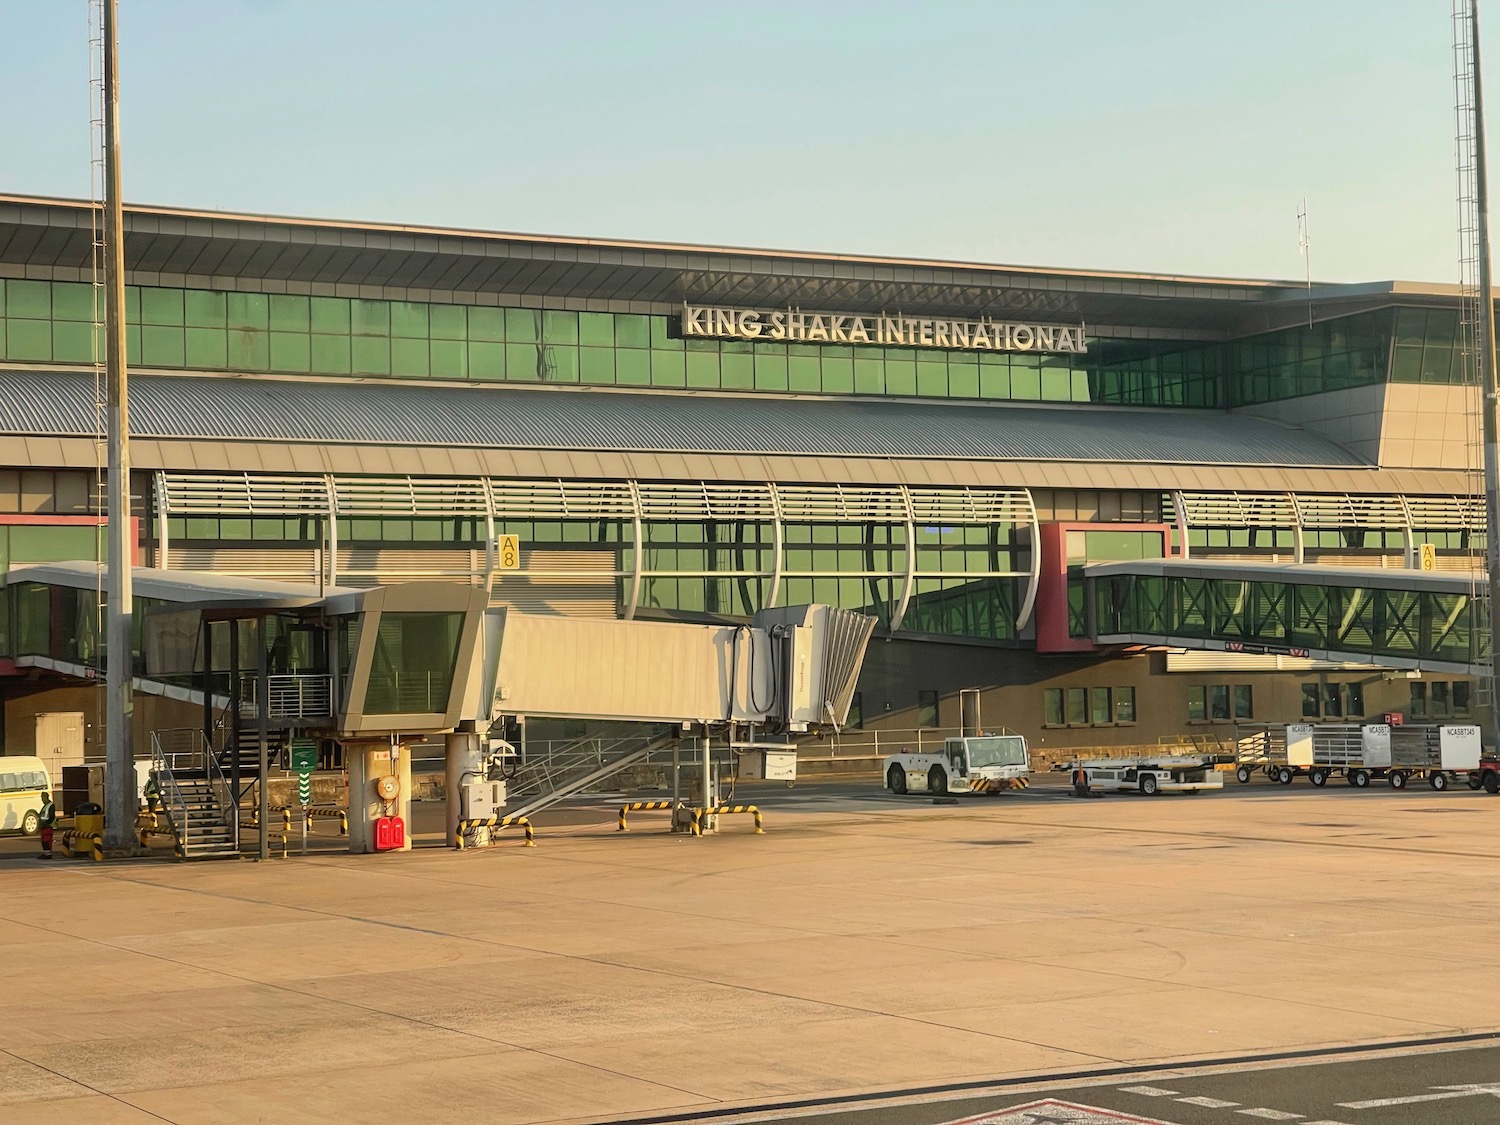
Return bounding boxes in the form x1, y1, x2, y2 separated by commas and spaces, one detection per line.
498, 534, 522, 571
1419, 543, 1437, 571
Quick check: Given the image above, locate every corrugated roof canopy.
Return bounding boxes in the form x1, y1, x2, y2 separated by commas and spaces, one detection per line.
0, 367, 1365, 469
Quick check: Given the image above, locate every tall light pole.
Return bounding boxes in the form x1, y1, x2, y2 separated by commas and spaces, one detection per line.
102, 0, 135, 851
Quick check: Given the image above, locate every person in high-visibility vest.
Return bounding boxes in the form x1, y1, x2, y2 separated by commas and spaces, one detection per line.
36, 792, 57, 860
1071, 766, 1090, 799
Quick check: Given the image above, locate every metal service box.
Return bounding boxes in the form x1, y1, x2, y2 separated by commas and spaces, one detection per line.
738, 746, 798, 782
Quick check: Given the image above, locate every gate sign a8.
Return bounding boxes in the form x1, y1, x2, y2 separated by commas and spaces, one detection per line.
497, 535, 522, 571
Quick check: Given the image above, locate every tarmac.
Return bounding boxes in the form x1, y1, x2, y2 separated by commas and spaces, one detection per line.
1, 780, 1498, 1124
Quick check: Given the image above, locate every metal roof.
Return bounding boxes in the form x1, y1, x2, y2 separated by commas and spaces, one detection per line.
0, 194, 1460, 335
0, 368, 1367, 469
2, 562, 353, 604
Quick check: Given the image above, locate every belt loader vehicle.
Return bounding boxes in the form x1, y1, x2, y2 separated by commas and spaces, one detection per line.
1234, 722, 1483, 790
884, 734, 1029, 796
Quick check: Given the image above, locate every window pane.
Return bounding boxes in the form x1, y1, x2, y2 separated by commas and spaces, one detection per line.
1209, 684, 1230, 720
362, 611, 464, 714
1410, 681, 1427, 717
1302, 683, 1320, 718
1090, 686, 1111, 725
917, 690, 939, 728
1114, 686, 1136, 723
1344, 681, 1364, 717
1454, 681, 1471, 714
1067, 687, 1087, 724
1322, 683, 1343, 718
1431, 681, 1450, 717
1044, 688, 1064, 726
1187, 685, 1207, 721
1233, 684, 1253, 719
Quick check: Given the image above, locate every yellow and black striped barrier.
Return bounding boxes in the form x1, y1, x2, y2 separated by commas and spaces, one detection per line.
618, 801, 679, 831
969, 777, 1028, 794
60, 830, 104, 862
137, 826, 179, 850
250, 807, 294, 832
304, 807, 349, 836
455, 815, 535, 849
690, 804, 764, 836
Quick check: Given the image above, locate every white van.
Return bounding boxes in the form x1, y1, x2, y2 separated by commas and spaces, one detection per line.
0, 756, 51, 835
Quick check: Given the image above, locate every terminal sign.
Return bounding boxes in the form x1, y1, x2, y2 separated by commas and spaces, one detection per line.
681, 302, 1087, 355
497, 535, 522, 571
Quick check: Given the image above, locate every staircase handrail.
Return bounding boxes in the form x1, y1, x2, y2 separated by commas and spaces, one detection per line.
202, 731, 239, 850
149, 729, 193, 850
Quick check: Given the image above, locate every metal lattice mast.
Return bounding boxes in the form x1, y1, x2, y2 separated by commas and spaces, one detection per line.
1455, 0, 1500, 734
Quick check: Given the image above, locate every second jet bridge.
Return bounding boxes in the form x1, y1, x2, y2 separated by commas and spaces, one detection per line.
1087, 559, 1489, 675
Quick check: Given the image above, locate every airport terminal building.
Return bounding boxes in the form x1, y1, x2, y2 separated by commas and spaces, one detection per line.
0, 194, 1487, 760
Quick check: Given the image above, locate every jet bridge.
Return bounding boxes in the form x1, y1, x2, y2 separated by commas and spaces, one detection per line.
450, 603, 875, 832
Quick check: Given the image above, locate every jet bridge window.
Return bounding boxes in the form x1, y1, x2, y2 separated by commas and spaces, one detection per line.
364, 611, 464, 714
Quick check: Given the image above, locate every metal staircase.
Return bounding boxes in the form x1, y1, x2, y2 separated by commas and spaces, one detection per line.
503, 724, 680, 821
150, 729, 239, 860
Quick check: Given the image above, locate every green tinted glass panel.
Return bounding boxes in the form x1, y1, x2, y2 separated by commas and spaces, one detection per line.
543, 310, 577, 345
430, 304, 466, 340
469, 341, 505, 379
311, 334, 351, 374
52, 282, 95, 322
8, 280, 50, 319
430, 338, 467, 379
52, 321, 95, 363
616, 348, 651, 385
505, 308, 540, 343
651, 348, 686, 387
351, 336, 390, 375
506, 342, 541, 380
580, 346, 615, 384
185, 289, 226, 328
270, 294, 310, 332
351, 299, 389, 336
391, 302, 428, 339
141, 325, 185, 366
467, 306, 504, 342
578, 312, 613, 347
615, 314, 650, 348
391, 337, 430, 378
227, 292, 269, 331
310, 296, 350, 334
270, 331, 312, 373
186, 327, 228, 368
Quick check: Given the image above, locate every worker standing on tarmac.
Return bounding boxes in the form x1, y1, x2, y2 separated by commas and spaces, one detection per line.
36, 792, 57, 860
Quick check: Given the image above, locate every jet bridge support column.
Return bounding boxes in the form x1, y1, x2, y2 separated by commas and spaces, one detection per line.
445, 729, 482, 846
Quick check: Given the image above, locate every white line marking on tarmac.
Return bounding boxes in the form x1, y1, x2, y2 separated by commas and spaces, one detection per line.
1339, 1082, 1500, 1109
1119, 1086, 1180, 1097
1236, 1111, 1303, 1120
1176, 1097, 1240, 1108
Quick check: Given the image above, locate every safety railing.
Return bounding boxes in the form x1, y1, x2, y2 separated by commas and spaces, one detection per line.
239, 673, 334, 719
151, 727, 238, 851
454, 815, 535, 848
691, 804, 764, 836
362, 672, 448, 714
617, 800, 681, 831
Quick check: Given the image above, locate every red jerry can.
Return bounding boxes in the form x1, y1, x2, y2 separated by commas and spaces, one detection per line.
374, 815, 406, 851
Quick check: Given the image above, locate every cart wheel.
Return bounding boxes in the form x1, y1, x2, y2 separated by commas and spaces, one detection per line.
887, 765, 907, 795
1430, 772, 1449, 792
1468, 772, 1484, 791
1276, 766, 1295, 785
1389, 771, 1407, 790
1309, 769, 1328, 787
1141, 774, 1159, 796
1486, 771, 1500, 796
1235, 765, 1252, 784
1351, 770, 1370, 788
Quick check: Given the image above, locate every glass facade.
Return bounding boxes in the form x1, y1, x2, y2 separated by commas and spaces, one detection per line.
1094, 571, 1489, 668
0, 277, 1481, 409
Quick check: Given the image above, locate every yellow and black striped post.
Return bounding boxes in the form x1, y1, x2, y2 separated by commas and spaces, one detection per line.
691, 804, 763, 835
617, 800, 677, 831
455, 815, 535, 849
304, 807, 350, 836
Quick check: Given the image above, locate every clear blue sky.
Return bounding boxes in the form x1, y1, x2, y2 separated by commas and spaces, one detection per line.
0, 0, 1473, 282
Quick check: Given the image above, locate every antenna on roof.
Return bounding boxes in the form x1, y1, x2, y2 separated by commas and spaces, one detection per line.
1296, 197, 1313, 328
